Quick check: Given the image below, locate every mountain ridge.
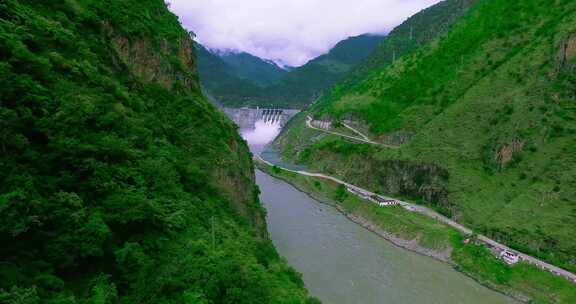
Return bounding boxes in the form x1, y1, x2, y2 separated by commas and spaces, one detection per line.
0, 0, 317, 302
216, 49, 289, 86
197, 33, 385, 108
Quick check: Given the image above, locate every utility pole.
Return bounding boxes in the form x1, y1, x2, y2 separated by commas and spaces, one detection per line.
392, 50, 396, 63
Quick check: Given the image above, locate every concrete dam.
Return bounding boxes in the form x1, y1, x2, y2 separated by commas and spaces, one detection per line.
223, 107, 300, 129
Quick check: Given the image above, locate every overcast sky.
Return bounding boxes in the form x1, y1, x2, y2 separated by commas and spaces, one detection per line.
169, 0, 441, 67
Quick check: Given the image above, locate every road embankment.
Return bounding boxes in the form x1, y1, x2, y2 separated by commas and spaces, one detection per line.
256, 159, 576, 304
256, 163, 453, 263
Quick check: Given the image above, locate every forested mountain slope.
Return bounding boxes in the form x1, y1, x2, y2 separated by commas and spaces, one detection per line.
195, 43, 265, 106
218, 51, 288, 86
260, 34, 385, 108
197, 34, 384, 108
276, 0, 576, 278
0, 0, 317, 302
333, 0, 476, 93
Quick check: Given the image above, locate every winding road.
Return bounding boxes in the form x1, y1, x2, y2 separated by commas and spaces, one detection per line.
255, 154, 576, 284
341, 121, 371, 141
306, 116, 399, 149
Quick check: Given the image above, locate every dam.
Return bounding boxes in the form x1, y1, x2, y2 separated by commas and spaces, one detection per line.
223, 107, 299, 129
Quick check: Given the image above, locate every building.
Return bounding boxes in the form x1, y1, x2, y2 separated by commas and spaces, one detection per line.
500, 250, 519, 265
312, 120, 332, 130
371, 195, 400, 207
346, 187, 371, 200
346, 187, 400, 207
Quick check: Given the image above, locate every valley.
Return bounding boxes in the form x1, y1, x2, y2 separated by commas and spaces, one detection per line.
214, 0, 576, 302
197, 34, 385, 108
228, 106, 575, 303
1, 0, 574, 303
274, 0, 576, 280
238, 119, 517, 304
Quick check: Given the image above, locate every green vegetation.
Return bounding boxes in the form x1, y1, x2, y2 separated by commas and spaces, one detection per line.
278, 0, 576, 272
197, 34, 384, 108
316, 0, 575, 133
0, 0, 317, 302
259, 165, 576, 303
328, 0, 476, 99
218, 51, 287, 87
453, 244, 576, 304
261, 34, 385, 108
275, 0, 576, 301
195, 43, 266, 106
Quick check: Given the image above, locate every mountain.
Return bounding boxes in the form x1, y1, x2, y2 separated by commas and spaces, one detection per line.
261, 34, 386, 108
336, 0, 477, 92
218, 51, 288, 86
196, 34, 385, 108
195, 43, 264, 105
276, 0, 576, 301
0, 0, 317, 302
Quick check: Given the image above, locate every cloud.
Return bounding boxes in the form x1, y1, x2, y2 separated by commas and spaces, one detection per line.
169, 0, 441, 67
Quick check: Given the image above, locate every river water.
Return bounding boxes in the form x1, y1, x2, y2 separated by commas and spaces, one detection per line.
241, 121, 517, 304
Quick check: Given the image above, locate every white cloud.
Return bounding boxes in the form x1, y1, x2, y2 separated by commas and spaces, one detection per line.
169, 0, 441, 67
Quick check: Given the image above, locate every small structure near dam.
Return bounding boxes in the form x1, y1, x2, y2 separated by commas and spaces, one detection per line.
223, 107, 299, 129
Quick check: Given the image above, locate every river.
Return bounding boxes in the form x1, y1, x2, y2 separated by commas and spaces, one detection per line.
241, 121, 517, 304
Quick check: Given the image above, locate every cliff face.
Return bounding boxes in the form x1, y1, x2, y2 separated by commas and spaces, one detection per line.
0, 1, 314, 302
558, 34, 576, 67
302, 144, 452, 212
110, 30, 198, 91
106, 11, 259, 222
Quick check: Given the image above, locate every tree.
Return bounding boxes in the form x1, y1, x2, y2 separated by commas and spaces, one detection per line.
335, 184, 347, 202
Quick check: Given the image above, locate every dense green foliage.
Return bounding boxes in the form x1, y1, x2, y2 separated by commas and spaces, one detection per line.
277, 0, 576, 285
261, 34, 385, 108
0, 0, 317, 302
452, 243, 576, 304
325, 0, 476, 98
218, 51, 287, 87
195, 43, 265, 106
198, 34, 384, 108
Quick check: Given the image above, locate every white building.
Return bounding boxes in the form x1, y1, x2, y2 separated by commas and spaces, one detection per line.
500, 250, 519, 265
346, 187, 400, 207
312, 120, 332, 130
371, 195, 400, 207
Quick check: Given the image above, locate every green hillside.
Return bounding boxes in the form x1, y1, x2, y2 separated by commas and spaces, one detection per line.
334, 0, 476, 93
195, 43, 266, 106
277, 0, 576, 281
219, 51, 288, 86
197, 34, 384, 108
261, 34, 385, 107
0, 0, 317, 303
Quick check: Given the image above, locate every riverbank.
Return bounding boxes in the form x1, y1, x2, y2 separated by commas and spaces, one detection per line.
256, 162, 576, 304
256, 164, 453, 263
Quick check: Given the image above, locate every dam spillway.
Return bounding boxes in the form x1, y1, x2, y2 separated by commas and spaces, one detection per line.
223, 107, 300, 129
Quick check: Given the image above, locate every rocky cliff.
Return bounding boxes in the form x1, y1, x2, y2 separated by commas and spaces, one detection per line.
0, 0, 316, 302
